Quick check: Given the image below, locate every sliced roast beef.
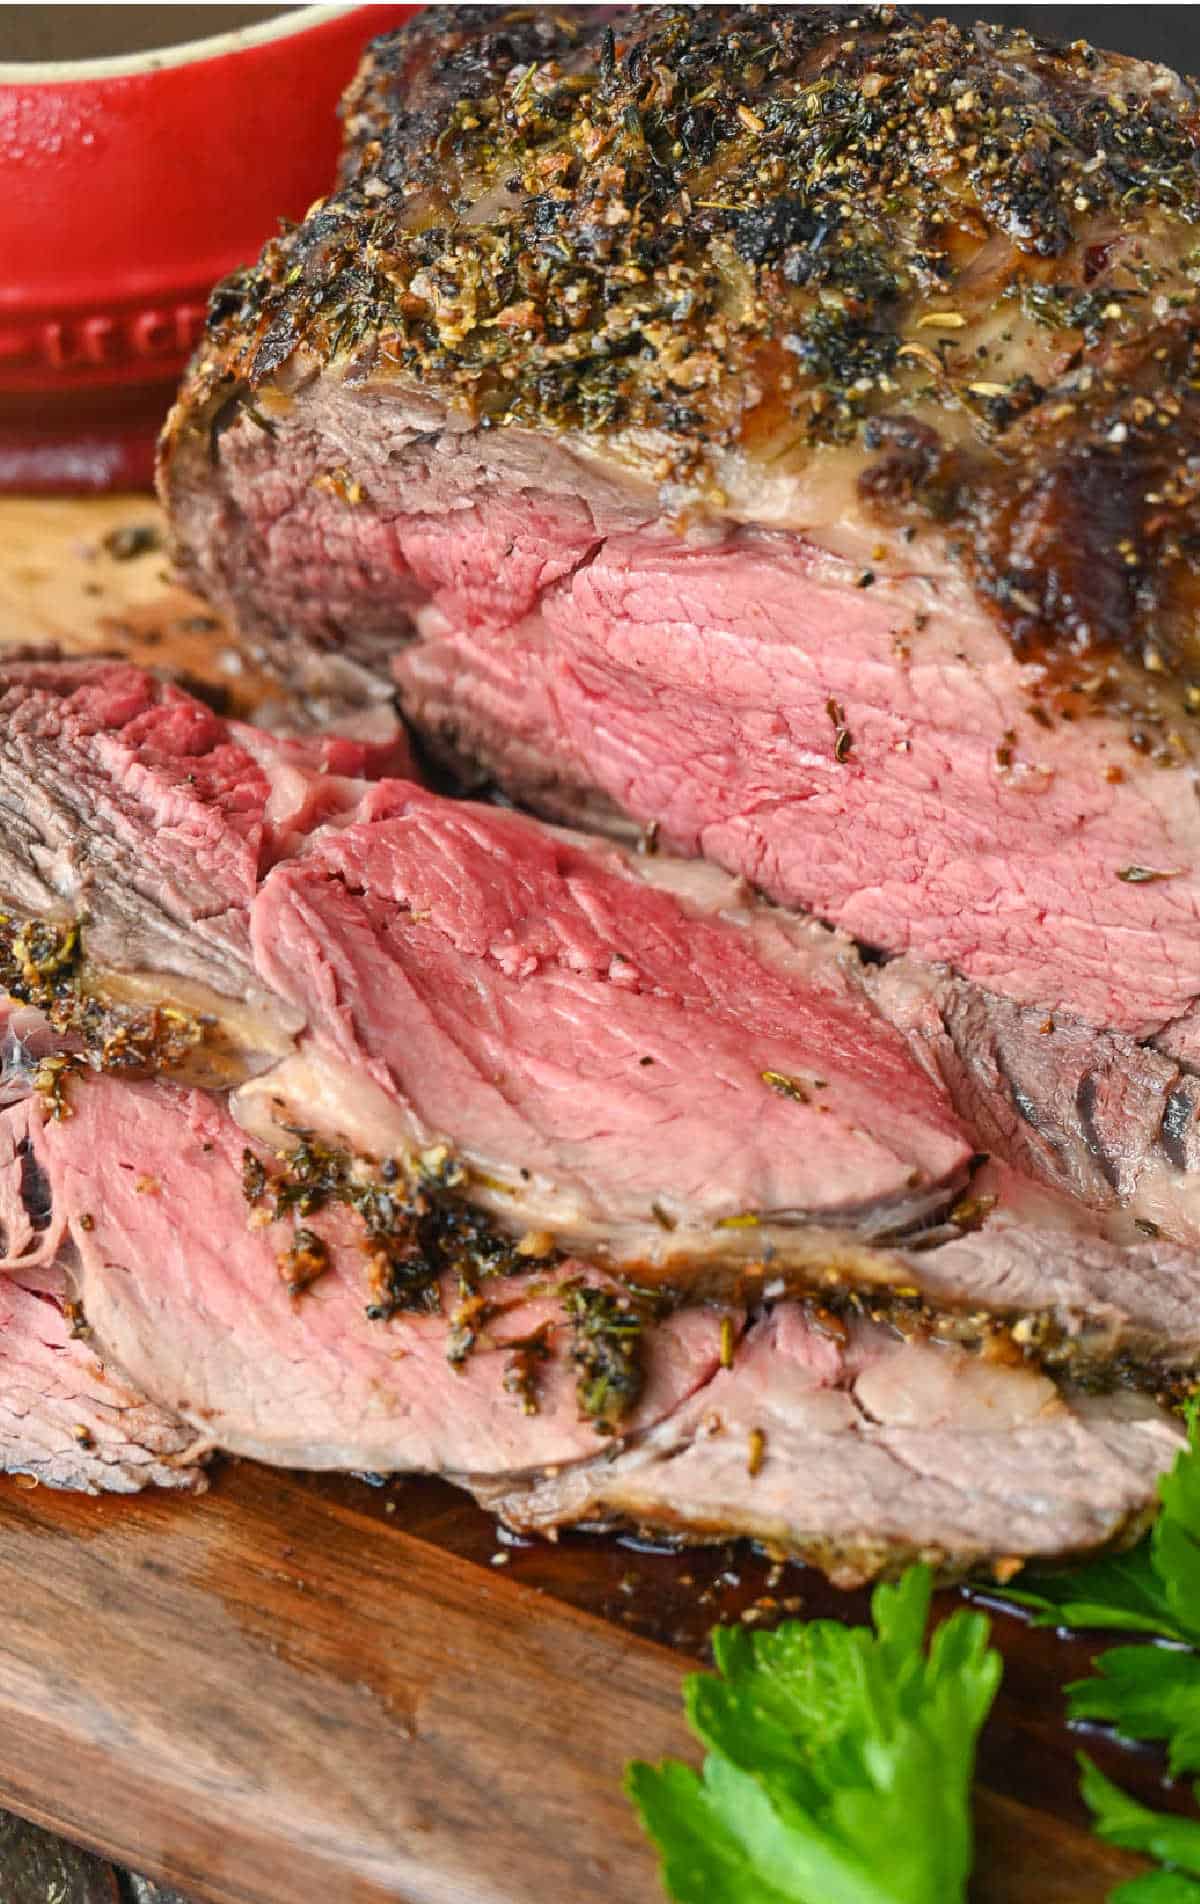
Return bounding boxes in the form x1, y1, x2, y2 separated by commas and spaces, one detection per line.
6, 657, 1200, 1384
0, 662, 1189, 1568
14, 1072, 1183, 1579
0, 660, 980, 1273
161, 5, 1200, 1039
29, 1075, 728, 1472
481, 1305, 1185, 1587
0, 1263, 202, 1494
239, 781, 971, 1257
0, 1098, 201, 1493
0, 654, 410, 1065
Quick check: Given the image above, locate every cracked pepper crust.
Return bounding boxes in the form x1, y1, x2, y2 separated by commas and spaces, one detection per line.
165, 4, 1200, 698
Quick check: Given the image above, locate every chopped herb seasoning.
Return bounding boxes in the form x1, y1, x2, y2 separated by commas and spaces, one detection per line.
948, 1192, 998, 1234
34, 1053, 87, 1121
563, 1281, 646, 1432
0, 912, 206, 1115
63, 1299, 90, 1341
279, 1228, 329, 1296
762, 1069, 811, 1104
502, 1322, 554, 1415
241, 1150, 267, 1205
246, 1132, 523, 1320
747, 1427, 766, 1477
240, 1133, 651, 1431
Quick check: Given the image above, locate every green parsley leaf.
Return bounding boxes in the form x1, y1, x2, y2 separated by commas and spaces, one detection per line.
1111, 1878, 1200, 1903
1002, 1546, 1184, 1641
628, 1565, 1001, 1904
1156, 1435, 1200, 1640
1068, 1647, 1200, 1777
1081, 1755, 1200, 1899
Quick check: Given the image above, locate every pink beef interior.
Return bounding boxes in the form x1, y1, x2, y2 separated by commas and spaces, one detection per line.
172, 392, 1200, 1041
35, 1077, 726, 1476
249, 783, 971, 1233
0, 1097, 201, 1493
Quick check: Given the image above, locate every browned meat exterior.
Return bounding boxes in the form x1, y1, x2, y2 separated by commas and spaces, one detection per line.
874, 960, 1200, 1243
481, 1305, 1185, 1588
162, 4, 1200, 1037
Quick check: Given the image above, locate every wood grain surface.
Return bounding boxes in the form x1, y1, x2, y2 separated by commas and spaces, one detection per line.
0, 494, 1171, 1904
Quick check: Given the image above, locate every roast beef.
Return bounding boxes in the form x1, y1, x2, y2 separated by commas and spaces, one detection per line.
0, 1098, 201, 1493
161, 4, 1200, 1041
4, 656, 1200, 1388
875, 961, 1200, 1246
2, 654, 1200, 1386
15, 1071, 1185, 1581
0, 658, 977, 1267
27, 1075, 728, 1470
0, 655, 1194, 1573
482, 1305, 1184, 1588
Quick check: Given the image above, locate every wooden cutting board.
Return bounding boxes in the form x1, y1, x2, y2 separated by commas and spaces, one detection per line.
0, 494, 1171, 1904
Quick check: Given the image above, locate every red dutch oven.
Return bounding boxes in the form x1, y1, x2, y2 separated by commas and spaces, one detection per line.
0, 3, 414, 492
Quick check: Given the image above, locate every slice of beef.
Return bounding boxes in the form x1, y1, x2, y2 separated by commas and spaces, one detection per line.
481, 1304, 1184, 1588
8, 657, 1186, 1257
240, 782, 972, 1256
0, 1098, 201, 1494
0, 1264, 203, 1494
23, 1073, 1186, 1579
31, 1076, 727, 1472
161, 5, 1200, 1039
0, 657, 297, 1081
6, 658, 1200, 1381
881, 1160, 1200, 1383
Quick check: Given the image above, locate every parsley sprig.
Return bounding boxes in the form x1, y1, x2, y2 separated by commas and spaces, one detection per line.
1082, 1756, 1200, 1902
627, 1564, 1001, 1904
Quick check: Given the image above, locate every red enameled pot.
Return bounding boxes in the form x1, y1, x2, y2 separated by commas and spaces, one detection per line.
0, 3, 414, 492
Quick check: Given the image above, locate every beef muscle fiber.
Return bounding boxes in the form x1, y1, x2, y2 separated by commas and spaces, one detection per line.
0, 1096, 201, 1493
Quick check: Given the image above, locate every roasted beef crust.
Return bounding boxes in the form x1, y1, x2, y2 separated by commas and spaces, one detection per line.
166, 3, 1200, 686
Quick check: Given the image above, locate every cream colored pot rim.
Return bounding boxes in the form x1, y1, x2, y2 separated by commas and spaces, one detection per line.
0, 3, 355, 86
